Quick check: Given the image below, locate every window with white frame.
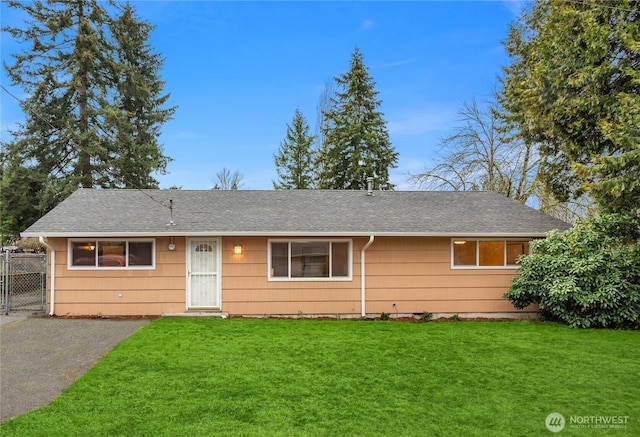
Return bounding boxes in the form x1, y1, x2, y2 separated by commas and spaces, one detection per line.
69, 239, 155, 269
451, 239, 529, 268
269, 240, 351, 280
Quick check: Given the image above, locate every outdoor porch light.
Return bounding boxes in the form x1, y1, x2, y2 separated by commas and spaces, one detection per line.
233, 245, 243, 255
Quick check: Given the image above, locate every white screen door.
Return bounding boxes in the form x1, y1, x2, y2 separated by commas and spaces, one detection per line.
187, 238, 220, 309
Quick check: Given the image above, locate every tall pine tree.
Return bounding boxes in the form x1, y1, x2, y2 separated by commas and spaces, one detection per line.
317, 48, 398, 190
273, 108, 316, 189
107, 2, 175, 188
1, 0, 175, 237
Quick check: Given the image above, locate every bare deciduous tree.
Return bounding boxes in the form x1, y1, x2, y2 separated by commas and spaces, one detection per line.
410, 98, 536, 201
213, 167, 244, 190
409, 96, 590, 222
313, 77, 335, 189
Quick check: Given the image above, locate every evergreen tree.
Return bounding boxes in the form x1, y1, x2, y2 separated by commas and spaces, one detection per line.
317, 48, 398, 190
501, 0, 640, 217
0, 154, 52, 242
1, 0, 174, 236
273, 108, 316, 189
107, 2, 175, 188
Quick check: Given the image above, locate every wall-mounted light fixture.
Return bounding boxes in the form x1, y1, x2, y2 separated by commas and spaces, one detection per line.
233, 245, 243, 255
88, 243, 95, 251
453, 241, 466, 245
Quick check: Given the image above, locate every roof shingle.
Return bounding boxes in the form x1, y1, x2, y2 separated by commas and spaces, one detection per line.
22, 189, 571, 237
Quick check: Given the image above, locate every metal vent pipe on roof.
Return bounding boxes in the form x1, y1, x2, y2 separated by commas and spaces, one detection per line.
366, 177, 374, 196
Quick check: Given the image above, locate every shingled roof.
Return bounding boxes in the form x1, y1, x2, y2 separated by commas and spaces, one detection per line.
21, 188, 570, 238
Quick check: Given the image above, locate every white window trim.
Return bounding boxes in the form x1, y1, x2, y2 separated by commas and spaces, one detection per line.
68, 238, 156, 270
268, 239, 352, 281
450, 238, 530, 270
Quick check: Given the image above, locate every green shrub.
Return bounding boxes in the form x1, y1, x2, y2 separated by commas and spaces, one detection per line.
504, 214, 640, 329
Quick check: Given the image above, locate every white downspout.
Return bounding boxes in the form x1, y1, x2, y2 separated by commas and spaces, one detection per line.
39, 236, 55, 316
360, 235, 375, 318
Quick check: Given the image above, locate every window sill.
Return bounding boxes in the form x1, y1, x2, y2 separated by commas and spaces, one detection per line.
268, 276, 353, 282
68, 266, 155, 271
450, 265, 521, 270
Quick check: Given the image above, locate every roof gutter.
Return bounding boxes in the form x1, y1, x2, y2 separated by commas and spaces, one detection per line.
360, 235, 375, 318
21, 231, 557, 238
39, 236, 55, 316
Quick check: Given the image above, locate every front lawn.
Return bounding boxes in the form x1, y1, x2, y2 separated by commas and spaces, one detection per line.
2, 319, 638, 436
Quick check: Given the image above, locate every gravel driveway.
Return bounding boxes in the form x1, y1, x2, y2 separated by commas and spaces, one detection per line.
0, 315, 150, 422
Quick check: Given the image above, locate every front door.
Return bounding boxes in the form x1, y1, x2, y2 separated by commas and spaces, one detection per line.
187, 238, 220, 309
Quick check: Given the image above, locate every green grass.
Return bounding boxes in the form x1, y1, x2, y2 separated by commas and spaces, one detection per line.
2, 319, 639, 436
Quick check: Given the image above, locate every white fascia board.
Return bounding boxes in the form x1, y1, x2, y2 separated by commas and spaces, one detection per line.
23, 230, 555, 238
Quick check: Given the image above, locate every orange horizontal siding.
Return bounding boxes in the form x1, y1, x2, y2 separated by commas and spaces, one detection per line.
47, 235, 527, 317
56, 276, 184, 291
366, 287, 511, 301
55, 289, 184, 304
366, 261, 517, 277
223, 277, 357, 290
53, 302, 185, 317
48, 236, 187, 316
223, 288, 359, 303
366, 274, 513, 289
225, 301, 361, 315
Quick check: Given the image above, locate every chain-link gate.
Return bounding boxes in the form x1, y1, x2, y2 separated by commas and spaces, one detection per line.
1, 251, 47, 314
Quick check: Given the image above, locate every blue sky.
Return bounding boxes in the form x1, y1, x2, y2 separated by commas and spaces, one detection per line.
1, 1, 525, 190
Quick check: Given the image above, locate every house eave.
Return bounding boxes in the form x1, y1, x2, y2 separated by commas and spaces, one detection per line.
22, 231, 556, 239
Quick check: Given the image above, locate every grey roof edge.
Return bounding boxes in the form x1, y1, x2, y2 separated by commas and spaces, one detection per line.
22, 231, 557, 239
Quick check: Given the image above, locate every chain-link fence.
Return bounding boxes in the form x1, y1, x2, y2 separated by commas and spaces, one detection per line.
1, 252, 47, 314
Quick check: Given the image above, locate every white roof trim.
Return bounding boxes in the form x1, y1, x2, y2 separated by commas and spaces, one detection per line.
24, 231, 552, 238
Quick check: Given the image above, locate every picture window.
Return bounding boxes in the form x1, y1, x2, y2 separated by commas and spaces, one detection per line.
269, 240, 351, 280
452, 239, 529, 268
70, 239, 155, 269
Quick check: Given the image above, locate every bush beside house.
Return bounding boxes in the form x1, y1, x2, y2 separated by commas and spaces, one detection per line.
505, 214, 640, 329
